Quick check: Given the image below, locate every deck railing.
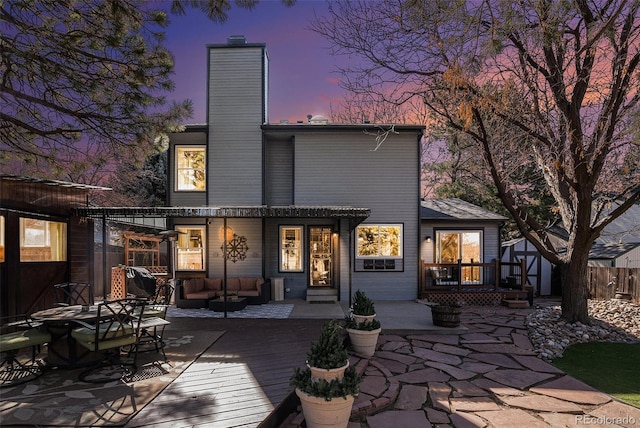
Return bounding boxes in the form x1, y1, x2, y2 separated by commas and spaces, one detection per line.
421, 259, 527, 294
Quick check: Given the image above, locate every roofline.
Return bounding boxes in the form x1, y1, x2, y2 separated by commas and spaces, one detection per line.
0, 175, 111, 191
74, 205, 370, 219
262, 123, 425, 132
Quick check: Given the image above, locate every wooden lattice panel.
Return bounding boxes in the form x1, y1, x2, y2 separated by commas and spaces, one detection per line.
111, 267, 127, 300
425, 292, 504, 306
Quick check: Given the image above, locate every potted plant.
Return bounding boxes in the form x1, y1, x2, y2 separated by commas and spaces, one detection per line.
290, 320, 360, 428
345, 290, 381, 357
350, 289, 376, 324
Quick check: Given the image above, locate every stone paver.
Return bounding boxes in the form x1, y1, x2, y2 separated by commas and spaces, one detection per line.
285, 305, 640, 428
394, 384, 427, 410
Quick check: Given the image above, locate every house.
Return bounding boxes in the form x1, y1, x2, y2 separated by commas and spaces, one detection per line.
76, 36, 424, 303
0, 175, 108, 317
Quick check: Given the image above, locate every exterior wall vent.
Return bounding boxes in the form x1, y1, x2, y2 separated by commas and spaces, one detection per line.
227, 35, 247, 45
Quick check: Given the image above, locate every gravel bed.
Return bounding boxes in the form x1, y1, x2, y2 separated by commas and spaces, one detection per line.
527, 299, 640, 361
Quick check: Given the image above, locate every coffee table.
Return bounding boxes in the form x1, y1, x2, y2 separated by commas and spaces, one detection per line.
208, 297, 247, 312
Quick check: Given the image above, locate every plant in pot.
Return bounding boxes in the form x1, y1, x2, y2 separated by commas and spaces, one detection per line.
345, 290, 382, 358
290, 320, 360, 428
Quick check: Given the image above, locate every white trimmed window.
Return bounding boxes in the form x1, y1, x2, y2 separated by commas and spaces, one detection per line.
175, 146, 206, 191
356, 224, 403, 258
176, 226, 205, 270
19, 218, 67, 262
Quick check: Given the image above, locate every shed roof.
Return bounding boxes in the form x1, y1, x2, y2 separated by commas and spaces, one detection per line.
421, 198, 507, 221
588, 242, 640, 260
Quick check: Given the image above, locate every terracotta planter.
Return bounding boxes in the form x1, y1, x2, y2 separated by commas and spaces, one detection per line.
307, 360, 349, 383
295, 388, 354, 428
346, 327, 381, 357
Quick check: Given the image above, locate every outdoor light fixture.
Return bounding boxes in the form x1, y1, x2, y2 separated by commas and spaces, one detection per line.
425, 236, 432, 243
218, 226, 234, 242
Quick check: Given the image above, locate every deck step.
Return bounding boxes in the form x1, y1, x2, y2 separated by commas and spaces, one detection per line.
306, 288, 338, 303
502, 299, 529, 308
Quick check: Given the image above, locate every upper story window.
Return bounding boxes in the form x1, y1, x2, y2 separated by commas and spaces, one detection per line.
356, 224, 403, 258
176, 146, 206, 191
176, 226, 205, 271
19, 217, 67, 262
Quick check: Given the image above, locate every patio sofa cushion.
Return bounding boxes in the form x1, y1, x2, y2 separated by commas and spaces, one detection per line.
204, 278, 222, 291
176, 277, 271, 308
240, 277, 258, 291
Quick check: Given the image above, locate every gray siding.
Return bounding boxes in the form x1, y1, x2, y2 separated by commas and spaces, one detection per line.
207, 218, 263, 277
265, 139, 293, 205
208, 47, 266, 205
294, 130, 421, 300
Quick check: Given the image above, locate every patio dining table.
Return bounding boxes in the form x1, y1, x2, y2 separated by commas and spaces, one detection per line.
31, 305, 106, 368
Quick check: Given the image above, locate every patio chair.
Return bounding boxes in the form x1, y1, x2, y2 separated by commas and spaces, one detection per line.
54, 282, 95, 306
0, 315, 51, 386
71, 298, 146, 383
135, 280, 174, 360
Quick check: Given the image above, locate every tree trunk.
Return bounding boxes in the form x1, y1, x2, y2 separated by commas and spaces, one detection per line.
559, 256, 591, 324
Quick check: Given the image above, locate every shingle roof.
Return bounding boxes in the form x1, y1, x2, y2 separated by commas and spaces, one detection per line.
421, 198, 507, 221
589, 242, 640, 259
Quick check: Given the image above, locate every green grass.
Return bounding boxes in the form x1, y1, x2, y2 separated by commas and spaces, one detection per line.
552, 342, 640, 408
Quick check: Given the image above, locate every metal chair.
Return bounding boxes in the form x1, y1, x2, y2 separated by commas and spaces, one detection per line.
71, 298, 146, 383
54, 282, 94, 306
136, 281, 174, 360
0, 315, 51, 386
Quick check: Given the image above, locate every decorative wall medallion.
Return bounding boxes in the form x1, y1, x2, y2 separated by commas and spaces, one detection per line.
221, 234, 249, 263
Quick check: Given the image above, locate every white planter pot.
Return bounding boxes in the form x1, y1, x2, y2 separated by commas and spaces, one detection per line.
307, 360, 349, 383
351, 313, 376, 325
295, 388, 355, 428
346, 327, 381, 357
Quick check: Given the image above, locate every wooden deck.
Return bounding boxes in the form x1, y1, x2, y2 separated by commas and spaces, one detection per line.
125, 317, 327, 428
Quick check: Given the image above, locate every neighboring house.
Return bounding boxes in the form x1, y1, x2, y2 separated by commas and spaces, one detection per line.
588, 242, 640, 268
0, 175, 107, 317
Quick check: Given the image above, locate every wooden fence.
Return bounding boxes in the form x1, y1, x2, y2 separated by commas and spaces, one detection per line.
587, 267, 639, 303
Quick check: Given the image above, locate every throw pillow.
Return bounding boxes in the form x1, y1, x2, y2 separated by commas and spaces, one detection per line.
227, 277, 240, 291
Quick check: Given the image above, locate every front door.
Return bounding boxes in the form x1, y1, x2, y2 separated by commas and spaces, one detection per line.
309, 226, 333, 287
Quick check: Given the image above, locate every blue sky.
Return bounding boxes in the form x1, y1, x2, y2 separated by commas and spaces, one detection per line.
164, 0, 344, 124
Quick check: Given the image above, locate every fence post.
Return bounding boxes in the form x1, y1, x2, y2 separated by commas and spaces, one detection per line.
457, 259, 462, 293
494, 259, 500, 292
520, 259, 527, 291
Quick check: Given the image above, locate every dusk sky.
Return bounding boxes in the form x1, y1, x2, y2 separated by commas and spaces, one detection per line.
164, 1, 344, 124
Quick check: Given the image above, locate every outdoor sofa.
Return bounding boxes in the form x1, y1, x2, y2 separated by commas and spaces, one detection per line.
176, 277, 271, 308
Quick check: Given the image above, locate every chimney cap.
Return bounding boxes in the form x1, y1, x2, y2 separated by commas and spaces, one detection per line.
227, 35, 247, 45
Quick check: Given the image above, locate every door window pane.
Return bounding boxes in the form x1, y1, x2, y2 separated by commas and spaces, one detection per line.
436, 230, 482, 283
310, 227, 333, 286
176, 146, 206, 191
280, 226, 302, 272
